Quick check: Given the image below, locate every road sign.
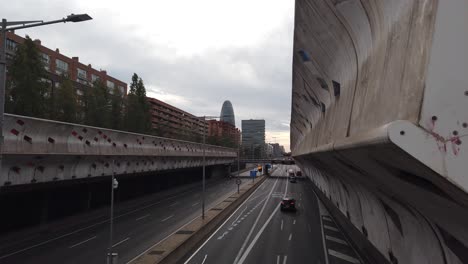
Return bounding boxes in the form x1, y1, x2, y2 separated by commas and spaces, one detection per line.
236, 179, 241, 185
250, 170, 257, 177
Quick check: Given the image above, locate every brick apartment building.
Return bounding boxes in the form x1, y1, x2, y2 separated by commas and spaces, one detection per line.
208, 120, 240, 145
147, 97, 208, 140
3, 32, 127, 98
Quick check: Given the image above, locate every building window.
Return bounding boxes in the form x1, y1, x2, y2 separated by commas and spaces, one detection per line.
117, 85, 125, 95
40, 53, 50, 70
106, 80, 115, 89
77, 68, 87, 80
91, 74, 100, 83
55, 59, 69, 75
6, 39, 17, 51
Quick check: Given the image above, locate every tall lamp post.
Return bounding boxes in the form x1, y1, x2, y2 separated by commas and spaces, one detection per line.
0, 13, 92, 181
195, 115, 220, 219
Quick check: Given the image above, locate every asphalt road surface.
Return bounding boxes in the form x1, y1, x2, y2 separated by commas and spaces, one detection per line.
0, 176, 249, 264
184, 164, 327, 264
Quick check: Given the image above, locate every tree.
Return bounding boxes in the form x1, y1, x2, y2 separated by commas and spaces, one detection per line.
55, 77, 78, 122
7, 36, 47, 117
124, 73, 151, 133
83, 80, 110, 127
110, 87, 124, 130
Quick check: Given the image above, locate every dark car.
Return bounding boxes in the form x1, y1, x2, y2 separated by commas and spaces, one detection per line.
296, 171, 302, 177
289, 176, 297, 183
280, 197, 296, 211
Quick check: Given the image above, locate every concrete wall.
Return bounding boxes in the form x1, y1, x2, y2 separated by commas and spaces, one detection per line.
1, 114, 237, 187
291, 0, 468, 263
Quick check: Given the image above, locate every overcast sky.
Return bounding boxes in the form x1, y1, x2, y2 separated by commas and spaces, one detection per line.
4, 0, 295, 151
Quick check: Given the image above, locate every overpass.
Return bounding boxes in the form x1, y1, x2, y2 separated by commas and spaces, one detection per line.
238, 159, 295, 165
1, 114, 237, 187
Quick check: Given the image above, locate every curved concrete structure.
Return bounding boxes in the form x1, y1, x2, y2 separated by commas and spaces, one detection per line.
291, 0, 468, 263
1, 114, 236, 187
220, 100, 235, 127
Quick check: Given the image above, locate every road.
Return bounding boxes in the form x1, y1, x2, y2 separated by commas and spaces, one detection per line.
0, 176, 249, 264
184, 165, 362, 264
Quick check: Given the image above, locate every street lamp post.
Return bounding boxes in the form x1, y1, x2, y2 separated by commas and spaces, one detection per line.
108, 159, 118, 264
196, 115, 220, 219
0, 13, 92, 182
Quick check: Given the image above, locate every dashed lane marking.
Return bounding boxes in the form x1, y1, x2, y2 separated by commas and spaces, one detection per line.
324, 225, 339, 232
68, 236, 97, 249
328, 249, 360, 263
201, 254, 208, 264
136, 214, 150, 221
112, 237, 130, 247
325, 235, 348, 245
161, 215, 174, 222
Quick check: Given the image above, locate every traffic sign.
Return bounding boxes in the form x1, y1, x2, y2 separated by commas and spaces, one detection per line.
236, 179, 241, 185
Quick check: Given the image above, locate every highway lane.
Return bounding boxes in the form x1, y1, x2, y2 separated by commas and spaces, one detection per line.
0, 175, 250, 264
184, 165, 326, 264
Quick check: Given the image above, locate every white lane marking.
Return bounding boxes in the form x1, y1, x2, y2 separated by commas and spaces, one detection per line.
324, 225, 339, 232
161, 215, 174, 222
112, 237, 130, 247
233, 178, 279, 264
169, 202, 178, 207
326, 235, 348, 245
277, 255, 280, 264
328, 249, 360, 263
238, 177, 289, 264
283, 255, 288, 264
136, 214, 150, 221
293, 219, 296, 225
281, 219, 283, 231
308, 224, 312, 233
184, 179, 270, 264
68, 236, 97, 248
217, 231, 229, 240
232, 206, 247, 225
288, 233, 292, 241
322, 215, 332, 221
201, 254, 208, 264
237, 206, 280, 264
192, 202, 199, 207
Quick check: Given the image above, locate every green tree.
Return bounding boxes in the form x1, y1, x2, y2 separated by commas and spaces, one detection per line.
110, 87, 124, 130
7, 36, 47, 117
83, 80, 110, 127
55, 77, 78, 122
124, 73, 151, 133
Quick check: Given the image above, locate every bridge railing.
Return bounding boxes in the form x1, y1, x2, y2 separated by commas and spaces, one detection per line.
3, 114, 236, 158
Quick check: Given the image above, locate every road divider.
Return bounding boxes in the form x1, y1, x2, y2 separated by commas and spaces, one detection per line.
130, 175, 267, 264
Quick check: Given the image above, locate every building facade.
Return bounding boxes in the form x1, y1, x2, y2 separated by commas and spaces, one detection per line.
147, 97, 207, 140
241, 119, 266, 159
208, 120, 240, 146
3, 32, 127, 97
220, 100, 235, 126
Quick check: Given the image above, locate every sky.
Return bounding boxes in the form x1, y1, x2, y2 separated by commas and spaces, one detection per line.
3, 0, 295, 151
